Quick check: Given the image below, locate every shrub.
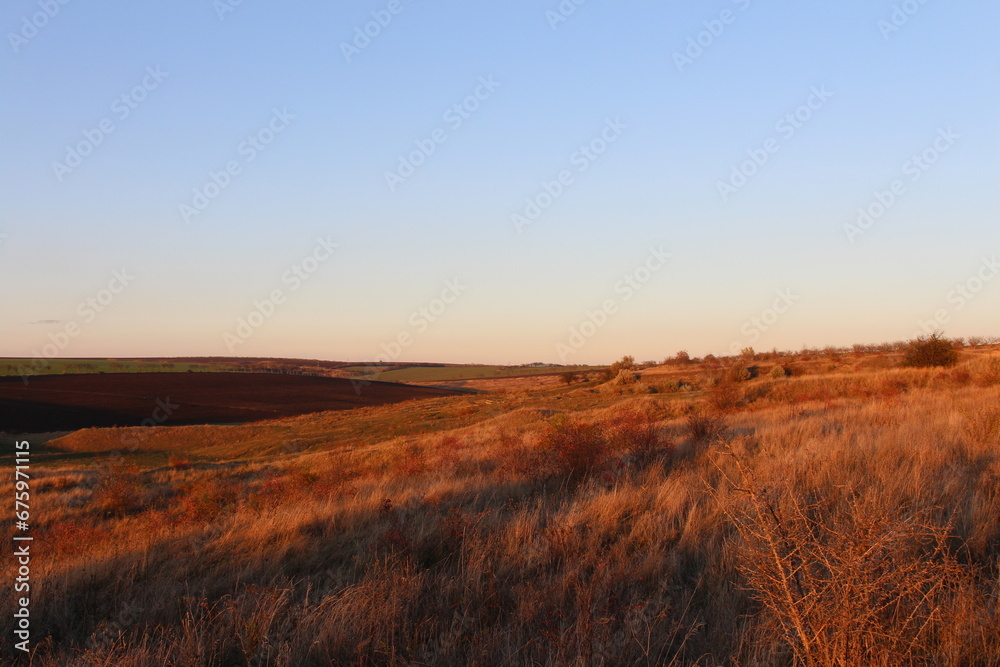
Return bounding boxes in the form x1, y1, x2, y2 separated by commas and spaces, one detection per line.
670, 350, 691, 365
495, 431, 542, 477
91, 460, 143, 517
603, 410, 672, 465
612, 369, 638, 386
393, 442, 427, 477
541, 418, 606, 479
724, 462, 989, 667
685, 408, 726, 442
602, 355, 635, 381
727, 361, 753, 383
435, 435, 465, 467
46, 520, 105, 558
664, 379, 698, 393
708, 380, 741, 411
181, 476, 241, 521
902, 332, 958, 368
769, 364, 788, 379
560, 371, 579, 385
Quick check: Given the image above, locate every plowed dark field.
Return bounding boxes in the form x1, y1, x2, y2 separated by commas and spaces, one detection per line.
0, 373, 461, 433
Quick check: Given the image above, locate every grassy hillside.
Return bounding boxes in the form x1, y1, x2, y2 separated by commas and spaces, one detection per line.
348, 364, 599, 383
6, 345, 1000, 665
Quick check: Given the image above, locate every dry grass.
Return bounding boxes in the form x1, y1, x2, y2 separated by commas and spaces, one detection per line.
7, 348, 1000, 665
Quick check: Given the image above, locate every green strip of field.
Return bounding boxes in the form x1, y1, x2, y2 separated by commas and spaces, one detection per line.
0, 359, 230, 376
365, 365, 598, 383
342, 365, 394, 375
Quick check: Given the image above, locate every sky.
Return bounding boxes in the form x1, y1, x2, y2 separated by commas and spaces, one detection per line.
1, 0, 998, 365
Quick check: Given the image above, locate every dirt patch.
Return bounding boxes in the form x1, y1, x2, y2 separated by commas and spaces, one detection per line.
0, 373, 461, 432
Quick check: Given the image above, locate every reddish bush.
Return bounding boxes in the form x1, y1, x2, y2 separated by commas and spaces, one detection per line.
902, 333, 958, 368
243, 467, 317, 509
178, 477, 240, 522
91, 460, 143, 517
46, 520, 106, 558
286, 466, 319, 488
311, 466, 358, 499
393, 442, 427, 477
603, 410, 673, 465
541, 418, 607, 479
708, 380, 741, 412
877, 377, 909, 399
435, 436, 465, 467
685, 408, 726, 442
560, 371, 580, 384
495, 431, 546, 478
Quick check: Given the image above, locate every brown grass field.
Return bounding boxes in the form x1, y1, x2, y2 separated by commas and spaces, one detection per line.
5, 343, 1000, 665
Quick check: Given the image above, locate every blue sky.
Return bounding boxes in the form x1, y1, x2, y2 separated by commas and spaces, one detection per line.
2, 0, 998, 364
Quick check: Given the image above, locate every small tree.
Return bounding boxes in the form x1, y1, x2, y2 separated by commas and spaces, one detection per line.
902, 332, 958, 368
612, 355, 635, 372
612, 369, 638, 386
602, 355, 635, 381
727, 361, 752, 383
